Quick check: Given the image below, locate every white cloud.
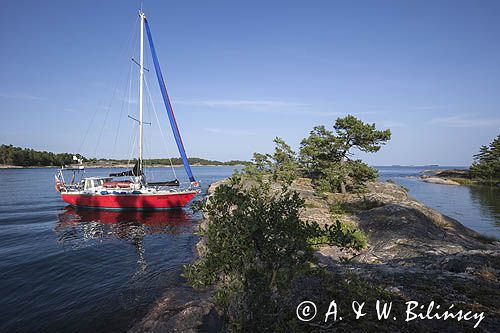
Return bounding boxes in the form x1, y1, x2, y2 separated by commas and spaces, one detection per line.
177, 99, 307, 109
376, 121, 407, 128
301, 110, 343, 116
203, 127, 256, 136
118, 96, 138, 105
429, 114, 500, 128
176, 99, 348, 117
414, 105, 448, 111
152, 99, 393, 118
0, 92, 44, 101
204, 128, 222, 134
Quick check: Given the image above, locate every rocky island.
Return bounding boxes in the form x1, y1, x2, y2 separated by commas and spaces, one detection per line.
131, 177, 499, 332
131, 120, 499, 332
420, 169, 484, 186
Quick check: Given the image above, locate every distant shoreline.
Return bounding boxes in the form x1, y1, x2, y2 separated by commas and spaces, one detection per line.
0, 164, 466, 170
420, 168, 499, 186
0, 144, 251, 169
0, 164, 245, 170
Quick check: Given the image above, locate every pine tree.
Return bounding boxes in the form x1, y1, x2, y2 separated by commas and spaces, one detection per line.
470, 134, 500, 182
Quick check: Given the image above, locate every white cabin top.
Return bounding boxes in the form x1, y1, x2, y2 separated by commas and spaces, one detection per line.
84, 177, 112, 190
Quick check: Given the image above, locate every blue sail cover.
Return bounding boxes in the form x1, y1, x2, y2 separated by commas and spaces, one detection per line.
144, 19, 196, 183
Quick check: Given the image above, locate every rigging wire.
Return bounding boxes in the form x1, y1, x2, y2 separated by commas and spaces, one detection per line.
78, 15, 139, 157
111, 60, 133, 159
112, 18, 139, 160
144, 75, 178, 179
143, 80, 158, 182
142, 87, 151, 178
124, 30, 139, 171
143, 117, 153, 181
126, 121, 139, 169
86, 15, 140, 159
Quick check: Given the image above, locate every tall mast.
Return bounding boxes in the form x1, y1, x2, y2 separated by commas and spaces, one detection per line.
138, 11, 145, 175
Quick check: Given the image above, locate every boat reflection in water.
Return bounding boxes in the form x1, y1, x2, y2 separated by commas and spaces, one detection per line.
55, 206, 195, 276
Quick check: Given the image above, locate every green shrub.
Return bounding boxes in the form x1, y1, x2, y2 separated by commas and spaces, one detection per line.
184, 176, 365, 331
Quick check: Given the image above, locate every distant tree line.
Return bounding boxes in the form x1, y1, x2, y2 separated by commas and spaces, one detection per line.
0, 144, 250, 167
0, 144, 86, 167
99, 157, 251, 166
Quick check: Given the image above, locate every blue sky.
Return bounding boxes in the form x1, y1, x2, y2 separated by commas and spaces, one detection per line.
0, 0, 499, 165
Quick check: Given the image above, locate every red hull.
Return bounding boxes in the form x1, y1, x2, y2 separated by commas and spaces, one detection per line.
61, 191, 198, 209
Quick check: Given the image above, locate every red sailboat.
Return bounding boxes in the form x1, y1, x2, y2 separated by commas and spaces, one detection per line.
55, 10, 200, 210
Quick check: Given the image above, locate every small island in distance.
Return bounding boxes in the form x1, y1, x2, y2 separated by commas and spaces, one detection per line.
0, 144, 251, 168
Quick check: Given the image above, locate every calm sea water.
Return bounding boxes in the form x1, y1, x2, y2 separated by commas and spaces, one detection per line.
0, 166, 237, 332
0, 166, 498, 332
377, 166, 500, 238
